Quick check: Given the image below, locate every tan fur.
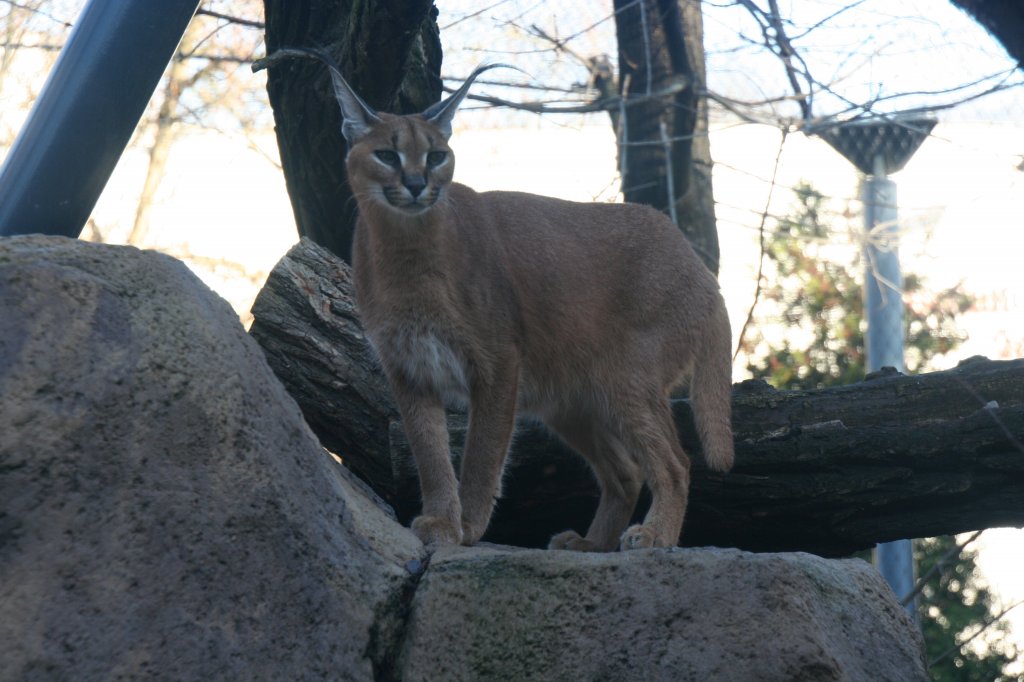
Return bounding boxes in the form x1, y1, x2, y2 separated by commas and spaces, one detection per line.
286, 51, 735, 551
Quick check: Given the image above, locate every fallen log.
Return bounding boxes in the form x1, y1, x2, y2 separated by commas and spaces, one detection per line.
250, 238, 1024, 556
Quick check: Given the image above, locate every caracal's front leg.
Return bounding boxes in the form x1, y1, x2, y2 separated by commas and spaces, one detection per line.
391, 377, 462, 546
459, 361, 519, 545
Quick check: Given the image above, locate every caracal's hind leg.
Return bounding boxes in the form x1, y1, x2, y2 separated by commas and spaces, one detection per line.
617, 397, 691, 550
545, 414, 642, 552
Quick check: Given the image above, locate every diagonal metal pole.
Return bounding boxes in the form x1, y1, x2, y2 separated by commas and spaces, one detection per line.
0, 0, 201, 238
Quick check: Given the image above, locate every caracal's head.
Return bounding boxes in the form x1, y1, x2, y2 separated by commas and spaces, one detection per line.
343, 112, 455, 216
254, 49, 511, 217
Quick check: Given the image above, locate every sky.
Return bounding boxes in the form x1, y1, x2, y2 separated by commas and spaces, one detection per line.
438, 0, 1024, 126
434, 0, 1024, 362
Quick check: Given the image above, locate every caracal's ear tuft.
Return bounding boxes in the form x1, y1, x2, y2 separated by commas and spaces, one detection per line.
253, 47, 381, 145
421, 63, 522, 139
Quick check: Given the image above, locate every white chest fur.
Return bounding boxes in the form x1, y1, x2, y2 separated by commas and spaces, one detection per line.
372, 327, 469, 405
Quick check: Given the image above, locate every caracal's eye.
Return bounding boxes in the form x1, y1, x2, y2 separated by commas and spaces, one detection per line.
375, 150, 401, 167
426, 151, 448, 168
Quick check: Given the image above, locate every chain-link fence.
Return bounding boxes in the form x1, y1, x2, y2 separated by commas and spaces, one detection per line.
2, 0, 1021, 674
436, 1, 1024, 674
438, 0, 1024, 377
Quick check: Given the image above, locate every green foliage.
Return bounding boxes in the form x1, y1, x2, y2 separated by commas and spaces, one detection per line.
744, 184, 1017, 680
741, 182, 972, 390
917, 536, 1019, 681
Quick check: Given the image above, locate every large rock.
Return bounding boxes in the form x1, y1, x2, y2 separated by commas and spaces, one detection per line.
0, 236, 422, 680
0, 236, 928, 681
401, 545, 928, 682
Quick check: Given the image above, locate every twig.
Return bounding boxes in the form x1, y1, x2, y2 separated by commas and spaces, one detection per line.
617, 73, 631, 182
196, 7, 265, 30
160, 245, 267, 286
736, 0, 813, 122
174, 52, 257, 65
526, 23, 591, 69
733, 129, 787, 362
0, 42, 61, 51
0, 0, 72, 28
440, 0, 512, 31
660, 119, 677, 225
765, 0, 813, 121
928, 600, 1024, 668
454, 76, 688, 115
900, 531, 983, 607
954, 377, 1024, 456
788, 0, 868, 41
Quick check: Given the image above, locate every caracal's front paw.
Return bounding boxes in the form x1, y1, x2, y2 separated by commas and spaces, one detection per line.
412, 515, 463, 546
548, 530, 603, 552
619, 524, 665, 551
460, 518, 489, 547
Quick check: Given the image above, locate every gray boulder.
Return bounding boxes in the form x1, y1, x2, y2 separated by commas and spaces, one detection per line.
401, 545, 928, 682
0, 235, 422, 680
0, 236, 928, 681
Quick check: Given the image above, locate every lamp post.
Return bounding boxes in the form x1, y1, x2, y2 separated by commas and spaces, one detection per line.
819, 114, 937, 622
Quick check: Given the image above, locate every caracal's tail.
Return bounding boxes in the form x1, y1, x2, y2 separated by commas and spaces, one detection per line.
690, 304, 735, 472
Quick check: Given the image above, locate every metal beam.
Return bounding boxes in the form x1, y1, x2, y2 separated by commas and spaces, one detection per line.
0, 0, 201, 238
863, 165, 917, 624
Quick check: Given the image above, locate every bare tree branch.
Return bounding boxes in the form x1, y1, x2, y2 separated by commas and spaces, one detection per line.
900, 530, 984, 607
734, 130, 786, 361
764, 0, 814, 120
928, 600, 1024, 668
453, 76, 689, 115
0, 0, 72, 28
196, 7, 264, 30
0, 42, 61, 51
788, 0, 868, 41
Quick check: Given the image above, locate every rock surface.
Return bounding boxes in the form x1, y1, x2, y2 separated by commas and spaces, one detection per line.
1, 236, 928, 681
402, 545, 927, 682
0, 236, 422, 680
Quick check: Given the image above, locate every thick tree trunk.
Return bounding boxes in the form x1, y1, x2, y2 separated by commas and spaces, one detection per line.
674, 0, 718, 272
250, 240, 1024, 557
261, 0, 442, 262
612, 0, 719, 273
249, 238, 397, 490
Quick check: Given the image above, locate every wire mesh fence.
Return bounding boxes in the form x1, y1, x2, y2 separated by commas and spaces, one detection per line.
1, 0, 1022, 676
436, 7, 1024, 670
437, 0, 1024, 378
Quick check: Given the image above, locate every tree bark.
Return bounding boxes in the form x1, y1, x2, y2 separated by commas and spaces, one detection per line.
261, 0, 442, 262
612, 0, 720, 273
674, 0, 718, 272
950, 0, 1024, 68
249, 238, 397, 491
251, 239, 1024, 557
